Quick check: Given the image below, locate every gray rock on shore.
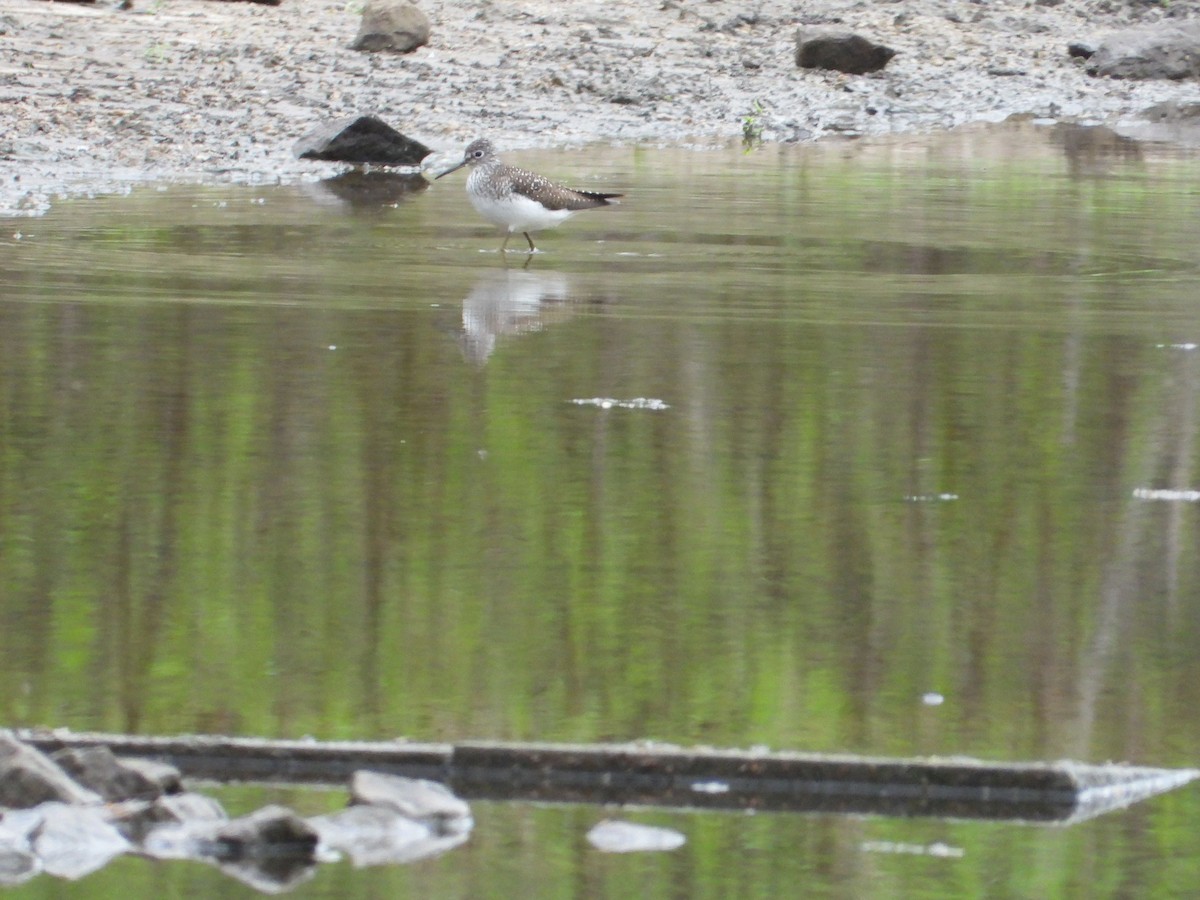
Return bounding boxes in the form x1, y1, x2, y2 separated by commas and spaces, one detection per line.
352, 0, 431, 54
1088, 21, 1200, 79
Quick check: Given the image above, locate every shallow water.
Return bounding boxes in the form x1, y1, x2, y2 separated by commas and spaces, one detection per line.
1, 122, 1199, 897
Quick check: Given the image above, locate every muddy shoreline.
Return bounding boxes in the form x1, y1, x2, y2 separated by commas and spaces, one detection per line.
2, 0, 1199, 215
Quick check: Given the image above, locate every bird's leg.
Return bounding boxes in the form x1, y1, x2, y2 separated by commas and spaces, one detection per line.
500, 232, 512, 253
523, 232, 537, 253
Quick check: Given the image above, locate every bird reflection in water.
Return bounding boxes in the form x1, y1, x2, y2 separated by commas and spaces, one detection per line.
459, 268, 572, 365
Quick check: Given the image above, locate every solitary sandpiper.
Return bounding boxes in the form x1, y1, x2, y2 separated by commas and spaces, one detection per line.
436, 138, 622, 252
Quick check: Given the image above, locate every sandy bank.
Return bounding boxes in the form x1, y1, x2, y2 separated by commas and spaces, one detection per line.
1, 0, 1198, 215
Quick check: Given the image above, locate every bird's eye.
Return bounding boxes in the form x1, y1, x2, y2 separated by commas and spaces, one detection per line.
473, 150, 484, 158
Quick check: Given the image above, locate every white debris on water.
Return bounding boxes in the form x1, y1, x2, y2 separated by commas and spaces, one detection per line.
904, 493, 959, 503
861, 840, 964, 858
571, 398, 670, 411
1132, 488, 1200, 502
922, 692, 945, 706
1154, 342, 1198, 350
689, 780, 730, 794
587, 820, 686, 853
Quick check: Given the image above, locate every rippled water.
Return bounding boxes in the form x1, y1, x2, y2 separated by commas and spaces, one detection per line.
2, 122, 1199, 897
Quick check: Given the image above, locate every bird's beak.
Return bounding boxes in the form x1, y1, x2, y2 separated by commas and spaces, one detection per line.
435, 158, 468, 180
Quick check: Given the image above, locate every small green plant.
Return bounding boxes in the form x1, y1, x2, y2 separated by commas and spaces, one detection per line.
143, 41, 168, 63
741, 99, 766, 149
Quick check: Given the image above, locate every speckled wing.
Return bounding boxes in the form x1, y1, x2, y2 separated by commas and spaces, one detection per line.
507, 166, 622, 211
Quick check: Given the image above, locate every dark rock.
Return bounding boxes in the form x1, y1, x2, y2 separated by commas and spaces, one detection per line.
308, 804, 468, 866
29, 802, 129, 880
213, 805, 319, 860
1088, 22, 1200, 79
352, 0, 431, 54
295, 116, 432, 166
0, 733, 101, 809
795, 29, 896, 75
349, 771, 472, 832
1068, 41, 1096, 60
51, 747, 179, 802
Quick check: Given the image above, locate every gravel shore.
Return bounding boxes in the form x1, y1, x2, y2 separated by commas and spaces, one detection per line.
2, 0, 1198, 215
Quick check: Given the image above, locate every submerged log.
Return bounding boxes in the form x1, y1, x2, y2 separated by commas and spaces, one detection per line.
15, 729, 1197, 825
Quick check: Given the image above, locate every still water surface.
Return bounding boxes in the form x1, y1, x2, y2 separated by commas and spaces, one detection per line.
1, 123, 1198, 897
